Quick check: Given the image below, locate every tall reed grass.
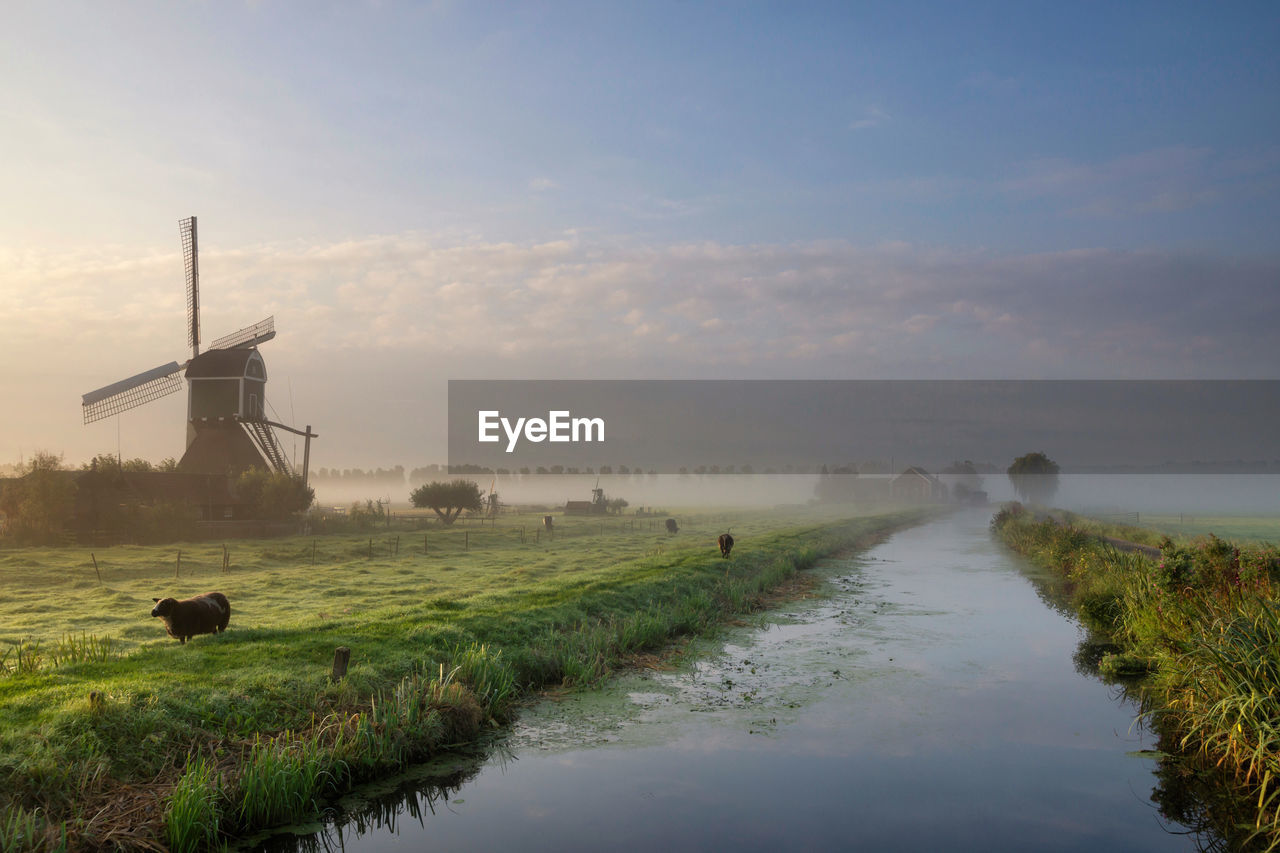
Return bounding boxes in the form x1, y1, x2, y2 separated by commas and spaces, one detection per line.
164, 756, 222, 853
993, 504, 1280, 849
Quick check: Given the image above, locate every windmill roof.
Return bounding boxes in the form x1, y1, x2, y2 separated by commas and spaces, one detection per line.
186, 348, 265, 379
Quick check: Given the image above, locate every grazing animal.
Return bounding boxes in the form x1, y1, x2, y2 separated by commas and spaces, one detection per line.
665, 518, 679, 534
151, 592, 231, 644
718, 533, 734, 559
543, 515, 554, 531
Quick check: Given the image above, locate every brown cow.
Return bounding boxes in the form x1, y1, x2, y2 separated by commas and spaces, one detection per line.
718, 533, 734, 558
151, 592, 231, 644
665, 518, 679, 534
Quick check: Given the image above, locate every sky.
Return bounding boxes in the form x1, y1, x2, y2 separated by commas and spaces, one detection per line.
2, 1, 1278, 471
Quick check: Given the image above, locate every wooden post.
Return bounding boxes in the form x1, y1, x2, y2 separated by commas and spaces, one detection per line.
331, 647, 351, 682
91, 553, 101, 586
176, 550, 181, 578
368, 538, 373, 558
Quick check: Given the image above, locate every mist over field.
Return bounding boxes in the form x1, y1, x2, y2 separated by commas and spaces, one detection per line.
312, 472, 1280, 518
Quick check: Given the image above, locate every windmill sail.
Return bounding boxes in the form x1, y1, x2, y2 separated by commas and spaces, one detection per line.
82, 361, 184, 424
210, 316, 275, 350
181, 216, 199, 358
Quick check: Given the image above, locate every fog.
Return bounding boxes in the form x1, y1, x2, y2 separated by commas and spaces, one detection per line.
312, 473, 1280, 517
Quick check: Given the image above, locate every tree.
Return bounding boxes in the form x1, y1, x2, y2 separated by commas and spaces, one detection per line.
409, 479, 483, 526
942, 460, 984, 500
235, 469, 315, 521
0, 452, 75, 543
1007, 452, 1060, 505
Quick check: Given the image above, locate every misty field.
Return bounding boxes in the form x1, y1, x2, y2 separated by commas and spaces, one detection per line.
1, 509, 829, 652
0, 505, 932, 850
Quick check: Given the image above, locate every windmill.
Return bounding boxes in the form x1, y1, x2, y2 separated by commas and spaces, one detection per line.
81, 217, 317, 482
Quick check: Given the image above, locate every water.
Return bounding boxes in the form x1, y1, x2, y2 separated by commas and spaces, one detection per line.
257, 510, 1203, 851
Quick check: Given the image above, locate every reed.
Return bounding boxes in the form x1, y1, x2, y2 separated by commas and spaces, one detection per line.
0, 805, 66, 853
993, 505, 1280, 848
164, 755, 222, 853
234, 732, 331, 829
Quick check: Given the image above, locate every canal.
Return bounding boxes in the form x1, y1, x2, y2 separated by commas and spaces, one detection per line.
257, 509, 1201, 851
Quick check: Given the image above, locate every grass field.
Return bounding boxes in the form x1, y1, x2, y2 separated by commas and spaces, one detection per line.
0, 504, 932, 850
1131, 514, 1280, 544
1060, 511, 1280, 549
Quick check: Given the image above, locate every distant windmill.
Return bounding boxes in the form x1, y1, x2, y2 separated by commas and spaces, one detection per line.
81, 217, 317, 481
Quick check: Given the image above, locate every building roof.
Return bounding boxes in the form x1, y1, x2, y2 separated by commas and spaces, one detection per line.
893, 466, 940, 483
185, 348, 266, 380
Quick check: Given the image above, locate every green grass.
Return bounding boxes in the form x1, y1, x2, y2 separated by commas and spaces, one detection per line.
993, 503, 1280, 850
1134, 515, 1280, 545
0, 505, 932, 850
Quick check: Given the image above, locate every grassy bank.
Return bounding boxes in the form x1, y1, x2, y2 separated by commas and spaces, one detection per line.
992, 503, 1280, 850
0, 506, 931, 850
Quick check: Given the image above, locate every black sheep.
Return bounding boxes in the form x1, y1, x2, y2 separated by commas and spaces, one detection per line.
665, 518, 679, 534
151, 592, 231, 643
718, 533, 734, 558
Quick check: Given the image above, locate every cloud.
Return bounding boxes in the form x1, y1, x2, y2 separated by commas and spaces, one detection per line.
528, 176, 557, 191
7, 231, 1277, 465
8, 232, 1275, 384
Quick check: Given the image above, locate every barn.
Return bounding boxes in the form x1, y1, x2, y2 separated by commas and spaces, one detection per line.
889, 467, 947, 502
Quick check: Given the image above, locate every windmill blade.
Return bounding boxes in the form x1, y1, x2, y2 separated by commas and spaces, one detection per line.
180, 216, 200, 357
82, 361, 184, 424
210, 316, 275, 350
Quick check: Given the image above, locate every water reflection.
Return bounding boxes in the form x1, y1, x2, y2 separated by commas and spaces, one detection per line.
250, 751, 495, 853
255, 511, 1232, 852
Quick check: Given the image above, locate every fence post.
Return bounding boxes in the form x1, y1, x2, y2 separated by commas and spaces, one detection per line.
176, 550, 181, 578
91, 553, 101, 586
331, 647, 351, 682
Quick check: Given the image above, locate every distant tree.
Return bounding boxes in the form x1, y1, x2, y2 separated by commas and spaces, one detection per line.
814, 464, 859, 503
0, 451, 75, 543
409, 479, 483, 526
82, 453, 154, 474
1007, 452, 1060, 505
607, 497, 630, 514
942, 460, 983, 498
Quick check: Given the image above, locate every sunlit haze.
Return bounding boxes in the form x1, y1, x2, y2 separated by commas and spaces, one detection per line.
2, 2, 1278, 471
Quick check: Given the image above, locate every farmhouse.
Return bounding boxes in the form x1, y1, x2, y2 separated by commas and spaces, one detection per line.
889, 466, 947, 502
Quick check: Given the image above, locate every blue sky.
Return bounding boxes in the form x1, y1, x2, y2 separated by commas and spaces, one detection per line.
1, 2, 1278, 468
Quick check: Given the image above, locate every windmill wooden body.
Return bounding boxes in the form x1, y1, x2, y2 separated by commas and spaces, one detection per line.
81, 217, 316, 481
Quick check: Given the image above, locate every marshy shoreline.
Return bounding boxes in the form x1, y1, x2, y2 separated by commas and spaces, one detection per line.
0, 507, 934, 851
992, 504, 1280, 851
